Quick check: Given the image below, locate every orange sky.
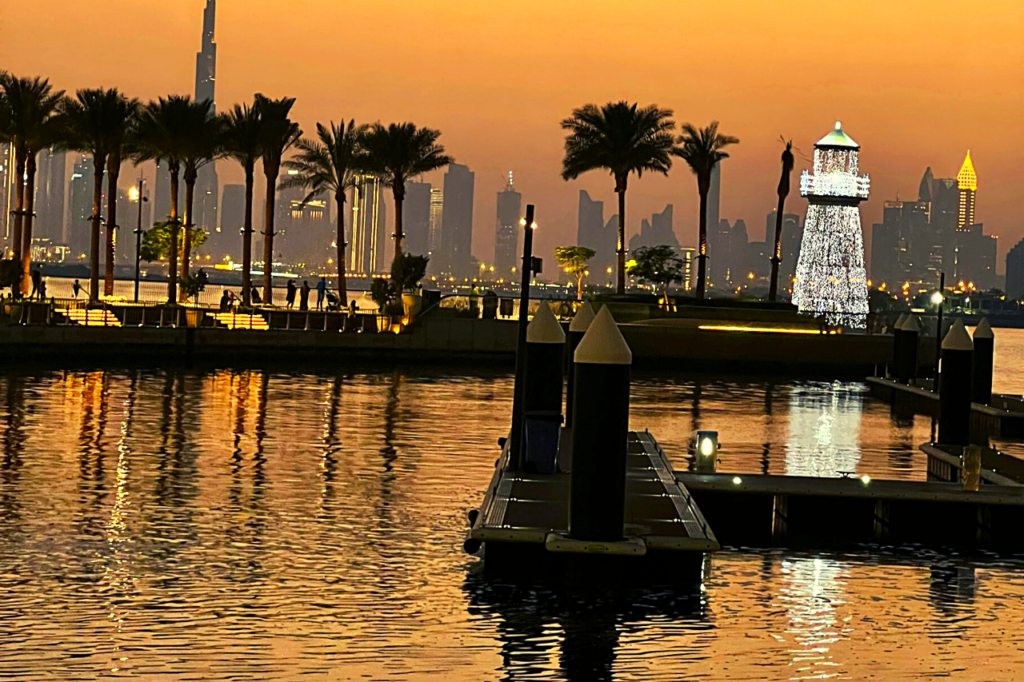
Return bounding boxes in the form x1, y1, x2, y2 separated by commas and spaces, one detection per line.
3, 1, 1023, 272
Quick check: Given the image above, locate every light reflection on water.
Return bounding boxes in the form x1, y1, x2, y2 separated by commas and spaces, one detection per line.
0, 367, 1022, 680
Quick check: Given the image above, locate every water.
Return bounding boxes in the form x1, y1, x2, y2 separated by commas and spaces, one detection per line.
1, 363, 1023, 680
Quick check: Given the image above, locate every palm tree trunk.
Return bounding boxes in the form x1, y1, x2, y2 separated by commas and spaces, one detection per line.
241, 164, 254, 307
89, 154, 107, 303
696, 185, 709, 300
104, 151, 121, 297
392, 184, 405, 267
336, 193, 347, 307
616, 188, 626, 295
768, 197, 787, 303
180, 175, 195, 302
262, 166, 278, 305
11, 152, 25, 270
167, 166, 180, 304
20, 152, 36, 297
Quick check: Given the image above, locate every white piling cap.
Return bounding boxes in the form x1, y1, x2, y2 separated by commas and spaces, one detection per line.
894, 313, 908, 330
973, 317, 994, 340
526, 302, 565, 344
569, 302, 596, 333
898, 315, 920, 332
942, 318, 974, 351
574, 305, 632, 365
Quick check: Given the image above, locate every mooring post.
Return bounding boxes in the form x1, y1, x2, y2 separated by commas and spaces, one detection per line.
971, 318, 994, 405
891, 312, 908, 379
508, 204, 536, 470
524, 302, 565, 414
568, 306, 631, 541
898, 314, 920, 385
564, 302, 595, 429
938, 319, 973, 446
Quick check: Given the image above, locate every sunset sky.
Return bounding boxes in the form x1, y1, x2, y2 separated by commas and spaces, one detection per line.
3, 1, 1023, 272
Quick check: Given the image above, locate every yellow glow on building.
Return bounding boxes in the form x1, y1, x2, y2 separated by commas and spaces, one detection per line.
957, 150, 977, 191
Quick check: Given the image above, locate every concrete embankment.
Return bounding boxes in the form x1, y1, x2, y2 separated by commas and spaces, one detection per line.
1, 315, 898, 375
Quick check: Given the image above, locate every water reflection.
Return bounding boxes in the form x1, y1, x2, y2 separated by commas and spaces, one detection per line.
777, 557, 846, 679
786, 383, 863, 477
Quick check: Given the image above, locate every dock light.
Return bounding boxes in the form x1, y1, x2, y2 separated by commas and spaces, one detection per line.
695, 431, 719, 473
931, 291, 944, 306
861, 474, 871, 484
732, 476, 742, 485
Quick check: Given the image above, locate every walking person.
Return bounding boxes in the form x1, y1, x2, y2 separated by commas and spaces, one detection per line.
30, 268, 42, 300
285, 279, 297, 309
72, 279, 82, 298
316, 277, 327, 311
299, 280, 310, 312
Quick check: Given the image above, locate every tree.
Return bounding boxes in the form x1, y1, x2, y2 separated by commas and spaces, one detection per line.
769, 139, 795, 302
0, 73, 64, 296
359, 122, 451, 267
674, 121, 739, 300
139, 220, 208, 263
554, 246, 596, 300
178, 99, 221, 299
625, 245, 685, 302
134, 96, 197, 304
255, 94, 301, 306
391, 253, 430, 293
220, 102, 263, 307
560, 101, 676, 295
59, 88, 129, 303
282, 120, 367, 307
100, 94, 140, 297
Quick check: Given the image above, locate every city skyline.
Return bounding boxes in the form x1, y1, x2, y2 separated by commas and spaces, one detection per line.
3, 1, 1022, 276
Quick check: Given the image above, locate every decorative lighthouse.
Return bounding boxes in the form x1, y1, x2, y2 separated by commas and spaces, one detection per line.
792, 122, 871, 328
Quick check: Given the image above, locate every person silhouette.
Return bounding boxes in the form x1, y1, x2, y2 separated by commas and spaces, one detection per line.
286, 279, 297, 309
316, 277, 327, 310
299, 280, 310, 311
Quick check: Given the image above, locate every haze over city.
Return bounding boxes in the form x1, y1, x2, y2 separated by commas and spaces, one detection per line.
3, 0, 1022, 268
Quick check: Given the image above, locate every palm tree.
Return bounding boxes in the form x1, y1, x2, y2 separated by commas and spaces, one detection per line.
769, 139, 795, 302
1, 74, 64, 295
59, 88, 128, 302
101, 94, 140, 296
282, 120, 367, 307
178, 99, 221, 299
674, 121, 739, 299
255, 94, 301, 305
561, 102, 676, 294
219, 103, 263, 307
134, 95, 195, 304
360, 122, 451, 266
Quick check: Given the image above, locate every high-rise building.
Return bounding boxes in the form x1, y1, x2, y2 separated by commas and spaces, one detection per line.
1006, 238, 1024, 301
67, 155, 95, 260
792, 122, 870, 327
628, 204, 678, 252
0, 143, 16, 251
576, 191, 611, 274
494, 172, 522, 276
34, 147, 66, 244
428, 187, 443, 255
194, 0, 219, 245
870, 200, 931, 287
705, 164, 724, 283
440, 163, 475, 278
956, 150, 976, 231
216, 183, 245, 261
952, 224, 998, 291
766, 210, 802, 292
404, 181, 432, 257
153, 161, 171, 224
348, 175, 387, 276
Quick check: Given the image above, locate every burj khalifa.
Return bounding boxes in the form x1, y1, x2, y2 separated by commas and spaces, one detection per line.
194, 0, 219, 244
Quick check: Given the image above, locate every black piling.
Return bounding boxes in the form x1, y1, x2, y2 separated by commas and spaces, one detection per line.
938, 319, 974, 447
524, 302, 565, 414
898, 315, 920, 385
891, 313, 908, 378
971, 318, 994, 405
569, 306, 632, 542
564, 302, 595, 429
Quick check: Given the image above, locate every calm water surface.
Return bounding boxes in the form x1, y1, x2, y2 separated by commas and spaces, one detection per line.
1, 358, 1023, 680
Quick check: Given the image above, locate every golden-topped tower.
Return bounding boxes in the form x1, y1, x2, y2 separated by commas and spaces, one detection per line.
956, 150, 977, 230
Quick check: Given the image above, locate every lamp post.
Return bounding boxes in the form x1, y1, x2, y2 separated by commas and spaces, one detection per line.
932, 272, 945, 385
509, 204, 536, 470
132, 180, 148, 303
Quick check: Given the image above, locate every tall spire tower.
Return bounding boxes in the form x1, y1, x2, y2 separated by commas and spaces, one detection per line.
956, 150, 976, 231
194, 0, 220, 242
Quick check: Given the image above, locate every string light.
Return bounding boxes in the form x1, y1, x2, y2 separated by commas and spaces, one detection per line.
792, 122, 870, 328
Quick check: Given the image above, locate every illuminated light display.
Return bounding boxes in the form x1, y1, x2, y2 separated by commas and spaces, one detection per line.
792, 122, 870, 328
697, 325, 830, 335
956, 150, 977, 230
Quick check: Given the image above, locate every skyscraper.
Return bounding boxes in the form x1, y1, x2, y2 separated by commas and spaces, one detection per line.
216, 183, 245, 261
349, 175, 387, 276
404, 181, 432, 257
494, 172, 521, 276
67, 155, 95, 260
705, 164, 723, 283
576, 190, 608, 272
428, 188, 443, 254
35, 147, 67, 243
1006, 238, 1024, 301
0, 143, 16, 250
628, 204, 678, 252
956, 150, 976, 231
766, 210, 802, 291
792, 122, 870, 327
153, 161, 171, 224
194, 0, 219, 240
440, 163, 475, 278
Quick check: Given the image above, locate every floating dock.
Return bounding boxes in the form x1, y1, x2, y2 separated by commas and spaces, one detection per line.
466, 431, 718, 579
